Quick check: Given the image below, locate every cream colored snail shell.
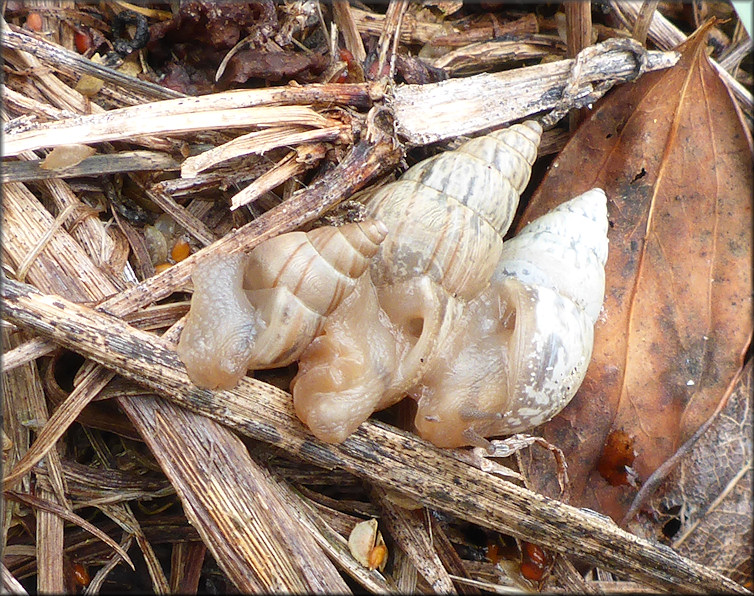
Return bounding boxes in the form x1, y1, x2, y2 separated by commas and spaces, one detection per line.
177, 121, 610, 451
177, 220, 387, 390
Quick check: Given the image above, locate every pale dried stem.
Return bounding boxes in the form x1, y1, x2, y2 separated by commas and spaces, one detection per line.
350, 6, 450, 45
374, 0, 408, 80
430, 37, 565, 75
2, 564, 29, 595
565, 2, 593, 58
632, 0, 662, 46
5, 105, 336, 157
3, 327, 66, 592
2, 151, 181, 184
1, 279, 746, 594
391, 39, 679, 143
169, 542, 206, 593
117, 395, 349, 593
86, 534, 134, 594
230, 150, 306, 210
183, 124, 346, 178
143, 187, 217, 247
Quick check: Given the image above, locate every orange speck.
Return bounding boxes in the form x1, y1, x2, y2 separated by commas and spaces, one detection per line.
486, 541, 501, 564
154, 262, 172, 274
74, 29, 92, 54
26, 12, 43, 31
596, 430, 637, 486
520, 541, 549, 582
339, 48, 355, 66
368, 544, 387, 570
171, 239, 191, 262
72, 562, 90, 587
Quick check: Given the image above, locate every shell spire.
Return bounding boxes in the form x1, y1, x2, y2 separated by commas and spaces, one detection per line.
365, 120, 543, 299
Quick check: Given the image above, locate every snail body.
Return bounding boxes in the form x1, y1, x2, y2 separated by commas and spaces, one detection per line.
177, 120, 610, 450
292, 120, 546, 443
177, 220, 387, 390
412, 189, 608, 447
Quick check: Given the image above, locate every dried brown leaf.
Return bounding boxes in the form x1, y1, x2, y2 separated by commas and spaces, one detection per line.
520, 21, 753, 522
641, 359, 752, 586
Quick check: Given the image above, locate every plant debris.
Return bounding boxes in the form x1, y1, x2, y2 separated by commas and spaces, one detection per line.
2, 2, 750, 593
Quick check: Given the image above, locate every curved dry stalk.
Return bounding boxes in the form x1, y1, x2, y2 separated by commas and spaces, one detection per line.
1, 277, 746, 595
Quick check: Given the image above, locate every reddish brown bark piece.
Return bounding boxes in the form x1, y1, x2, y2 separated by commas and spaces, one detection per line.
521, 21, 753, 522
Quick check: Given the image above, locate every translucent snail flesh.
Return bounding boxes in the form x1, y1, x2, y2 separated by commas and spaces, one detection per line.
177, 220, 388, 390
177, 120, 610, 450
292, 121, 549, 442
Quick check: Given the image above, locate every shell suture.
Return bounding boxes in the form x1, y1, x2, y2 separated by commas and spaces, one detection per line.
177, 120, 610, 448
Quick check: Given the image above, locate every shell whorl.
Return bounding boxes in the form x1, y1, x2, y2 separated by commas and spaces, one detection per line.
493, 188, 609, 323
244, 220, 388, 317
365, 120, 543, 299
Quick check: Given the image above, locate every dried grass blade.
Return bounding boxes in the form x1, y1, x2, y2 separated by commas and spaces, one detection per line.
230, 150, 305, 210
3, 367, 115, 489
1, 337, 55, 373
5, 105, 335, 157
143, 188, 217, 247
169, 542, 206, 593
118, 394, 348, 593
278, 482, 394, 593
85, 533, 134, 594
3, 326, 67, 592
3, 182, 119, 300
4, 491, 134, 568
332, 1, 367, 62
2, 151, 181, 183
182, 125, 346, 178
1, 564, 28, 595
372, 485, 456, 593
1, 278, 745, 594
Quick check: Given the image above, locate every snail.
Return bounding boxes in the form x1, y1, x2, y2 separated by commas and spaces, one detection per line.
176, 220, 388, 389
292, 120, 548, 443
411, 188, 608, 448
177, 120, 609, 449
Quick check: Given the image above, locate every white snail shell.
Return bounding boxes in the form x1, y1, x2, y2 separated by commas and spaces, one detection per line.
177, 220, 387, 390
413, 189, 609, 448
177, 120, 610, 450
